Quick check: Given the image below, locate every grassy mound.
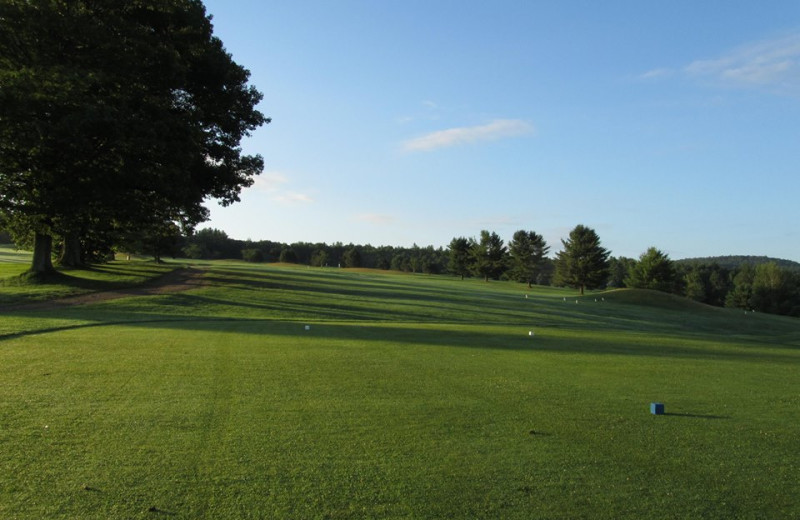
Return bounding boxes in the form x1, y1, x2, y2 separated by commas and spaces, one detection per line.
600, 287, 716, 311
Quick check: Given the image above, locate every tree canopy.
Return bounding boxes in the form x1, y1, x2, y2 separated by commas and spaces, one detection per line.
625, 247, 675, 292
471, 230, 507, 282
508, 229, 549, 288
554, 224, 610, 295
447, 237, 472, 280
0, 0, 268, 273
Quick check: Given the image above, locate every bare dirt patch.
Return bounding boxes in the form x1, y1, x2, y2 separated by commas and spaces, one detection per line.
3, 267, 206, 312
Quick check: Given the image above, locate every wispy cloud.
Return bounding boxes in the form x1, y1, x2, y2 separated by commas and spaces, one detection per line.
249, 171, 314, 205
686, 33, 800, 92
251, 171, 288, 192
639, 67, 674, 80
396, 99, 442, 124
644, 32, 800, 94
401, 119, 534, 152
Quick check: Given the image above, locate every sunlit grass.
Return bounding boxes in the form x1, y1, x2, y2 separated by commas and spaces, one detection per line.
0, 256, 183, 306
1, 262, 798, 518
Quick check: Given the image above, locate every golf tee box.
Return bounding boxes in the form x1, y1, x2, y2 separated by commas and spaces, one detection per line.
650, 402, 665, 415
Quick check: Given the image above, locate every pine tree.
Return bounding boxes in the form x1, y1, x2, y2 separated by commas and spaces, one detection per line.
554, 225, 610, 294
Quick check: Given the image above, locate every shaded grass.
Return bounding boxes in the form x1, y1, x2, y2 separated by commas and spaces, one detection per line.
0, 259, 184, 306
1, 262, 798, 518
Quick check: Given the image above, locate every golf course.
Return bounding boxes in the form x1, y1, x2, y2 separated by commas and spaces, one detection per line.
1, 251, 798, 519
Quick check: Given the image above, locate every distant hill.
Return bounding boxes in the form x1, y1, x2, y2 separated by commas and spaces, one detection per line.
675, 255, 800, 271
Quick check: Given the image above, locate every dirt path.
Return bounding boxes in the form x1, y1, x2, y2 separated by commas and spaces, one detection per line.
2, 267, 207, 312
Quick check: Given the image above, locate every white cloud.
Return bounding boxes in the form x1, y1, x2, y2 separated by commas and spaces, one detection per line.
251, 171, 288, 192
401, 119, 534, 152
685, 32, 800, 92
247, 171, 313, 205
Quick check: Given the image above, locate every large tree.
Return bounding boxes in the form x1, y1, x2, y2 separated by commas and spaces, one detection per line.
448, 237, 472, 280
0, 0, 268, 274
625, 247, 675, 292
607, 256, 636, 288
680, 263, 730, 306
471, 230, 507, 282
508, 229, 549, 288
554, 224, 610, 294
750, 262, 799, 316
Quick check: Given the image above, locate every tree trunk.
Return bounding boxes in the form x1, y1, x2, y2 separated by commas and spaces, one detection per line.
58, 233, 83, 267
31, 232, 55, 274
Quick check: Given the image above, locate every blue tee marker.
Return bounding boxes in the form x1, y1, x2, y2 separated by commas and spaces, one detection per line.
650, 402, 665, 415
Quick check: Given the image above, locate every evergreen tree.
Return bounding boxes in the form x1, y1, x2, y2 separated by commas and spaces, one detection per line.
607, 256, 636, 288
471, 230, 507, 282
554, 225, 610, 294
508, 230, 549, 288
342, 247, 362, 268
626, 247, 676, 292
448, 237, 472, 280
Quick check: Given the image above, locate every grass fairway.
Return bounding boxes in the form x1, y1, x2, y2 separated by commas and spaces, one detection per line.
1, 261, 798, 518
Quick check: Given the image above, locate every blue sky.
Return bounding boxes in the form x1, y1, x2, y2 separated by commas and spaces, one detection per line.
200, 1, 800, 261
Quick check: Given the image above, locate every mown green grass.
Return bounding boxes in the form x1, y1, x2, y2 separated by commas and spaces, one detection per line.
1, 262, 798, 518
0, 246, 183, 306
0, 245, 30, 279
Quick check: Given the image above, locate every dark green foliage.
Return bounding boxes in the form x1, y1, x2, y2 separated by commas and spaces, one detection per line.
183, 228, 241, 260
391, 252, 411, 272
279, 248, 298, 264
507, 229, 549, 288
680, 263, 731, 307
471, 230, 507, 281
554, 225, 610, 294
607, 256, 635, 288
0, 0, 267, 272
750, 262, 800, 316
342, 247, 361, 268
420, 246, 444, 274
241, 249, 264, 263
448, 237, 472, 280
725, 264, 755, 310
310, 249, 329, 267
625, 247, 676, 292
677, 255, 800, 272
375, 253, 391, 270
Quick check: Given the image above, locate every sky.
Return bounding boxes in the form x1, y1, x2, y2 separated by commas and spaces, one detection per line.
199, 0, 800, 262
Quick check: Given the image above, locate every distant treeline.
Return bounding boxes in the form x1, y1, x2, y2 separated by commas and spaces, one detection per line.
179, 228, 800, 318
4, 225, 797, 318
676, 256, 800, 272
182, 228, 452, 274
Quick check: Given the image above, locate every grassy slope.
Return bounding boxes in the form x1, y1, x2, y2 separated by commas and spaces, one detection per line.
1, 261, 798, 519
0, 246, 183, 306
